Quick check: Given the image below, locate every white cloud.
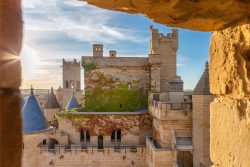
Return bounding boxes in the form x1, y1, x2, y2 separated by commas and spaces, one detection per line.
177, 54, 189, 67
20, 0, 149, 88
22, 0, 142, 44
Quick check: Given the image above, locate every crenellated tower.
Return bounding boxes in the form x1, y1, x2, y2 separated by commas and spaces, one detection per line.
59, 59, 82, 108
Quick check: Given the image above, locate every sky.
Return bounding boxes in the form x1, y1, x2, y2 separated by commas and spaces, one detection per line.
20, 0, 211, 90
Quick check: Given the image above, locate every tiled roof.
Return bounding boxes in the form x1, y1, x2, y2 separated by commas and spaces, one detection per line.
66, 93, 79, 110
44, 87, 60, 109
193, 61, 211, 95
22, 87, 48, 133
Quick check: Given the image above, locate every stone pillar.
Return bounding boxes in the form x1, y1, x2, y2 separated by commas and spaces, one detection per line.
210, 24, 250, 167
0, 0, 23, 167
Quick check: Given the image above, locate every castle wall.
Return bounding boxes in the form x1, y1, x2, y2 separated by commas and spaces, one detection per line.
22, 132, 147, 167
146, 137, 174, 167
153, 119, 192, 147
82, 56, 150, 112
192, 95, 214, 167
56, 112, 152, 145
82, 56, 150, 89
150, 29, 178, 92
22, 130, 69, 167
29, 146, 147, 167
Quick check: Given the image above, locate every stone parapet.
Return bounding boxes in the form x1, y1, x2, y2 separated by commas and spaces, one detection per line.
149, 100, 192, 120
146, 136, 174, 167
39, 144, 146, 154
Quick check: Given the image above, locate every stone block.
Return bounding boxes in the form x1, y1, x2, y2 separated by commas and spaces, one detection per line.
210, 98, 250, 167
210, 24, 250, 97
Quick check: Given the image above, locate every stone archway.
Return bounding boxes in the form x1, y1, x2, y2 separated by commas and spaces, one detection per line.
1, 1, 250, 167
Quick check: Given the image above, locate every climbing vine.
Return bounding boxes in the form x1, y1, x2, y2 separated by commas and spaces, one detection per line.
82, 60, 97, 72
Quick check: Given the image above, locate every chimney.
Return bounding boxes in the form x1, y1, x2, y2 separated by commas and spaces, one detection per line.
93, 44, 103, 57
109, 50, 117, 57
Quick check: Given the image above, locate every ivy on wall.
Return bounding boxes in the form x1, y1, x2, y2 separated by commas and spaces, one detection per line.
82, 60, 97, 73
79, 83, 148, 112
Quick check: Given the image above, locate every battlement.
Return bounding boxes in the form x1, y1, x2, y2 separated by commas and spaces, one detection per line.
39, 144, 145, 154
151, 29, 178, 41
62, 58, 80, 66
149, 99, 192, 120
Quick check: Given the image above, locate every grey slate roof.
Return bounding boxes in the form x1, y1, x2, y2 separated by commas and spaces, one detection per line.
66, 93, 79, 110
44, 87, 60, 109
193, 61, 211, 95
22, 87, 48, 133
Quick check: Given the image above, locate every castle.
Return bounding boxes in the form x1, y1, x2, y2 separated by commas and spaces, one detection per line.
21, 29, 213, 167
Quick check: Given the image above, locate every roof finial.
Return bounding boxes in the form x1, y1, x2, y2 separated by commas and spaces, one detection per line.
205, 61, 209, 69
73, 91, 75, 96
30, 85, 34, 94
51, 87, 53, 92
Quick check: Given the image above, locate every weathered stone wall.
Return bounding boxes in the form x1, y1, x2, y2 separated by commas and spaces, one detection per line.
25, 146, 147, 167
22, 131, 69, 167
153, 118, 192, 147
146, 138, 174, 167
82, 56, 150, 89
82, 56, 150, 112
56, 113, 152, 145
81, 0, 250, 31
210, 24, 250, 167
192, 95, 214, 167
23, 131, 147, 167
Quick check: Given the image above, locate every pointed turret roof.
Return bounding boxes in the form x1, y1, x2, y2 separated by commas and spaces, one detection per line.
44, 87, 60, 109
22, 86, 48, 133
66, 93, 79, 110
193, 61, 211, 95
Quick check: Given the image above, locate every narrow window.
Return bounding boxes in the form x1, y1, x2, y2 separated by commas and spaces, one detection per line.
43, 139, 46, 145
66, 81, 69, 88
117, 129, 121, 142
86, 130, 90, 142
111, 130, 115, 142
80, 129, 84, 141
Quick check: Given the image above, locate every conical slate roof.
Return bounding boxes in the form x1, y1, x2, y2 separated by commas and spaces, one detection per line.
193, 61, 211, 95
22, 86, 48, 133
44, 87, 60, 109
66, 93, 79, 110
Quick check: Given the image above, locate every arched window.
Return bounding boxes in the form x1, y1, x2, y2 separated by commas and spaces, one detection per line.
117, 129, 121, 142
71, 81, 74, 88
86, 130, 90, 142
111, 130, 115, 142
80, 129, 84, 141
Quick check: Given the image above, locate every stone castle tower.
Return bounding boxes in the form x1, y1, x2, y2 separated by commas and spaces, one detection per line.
57, 59, 82, 108
150, 29, 178, 94
192, 62, 214, 167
